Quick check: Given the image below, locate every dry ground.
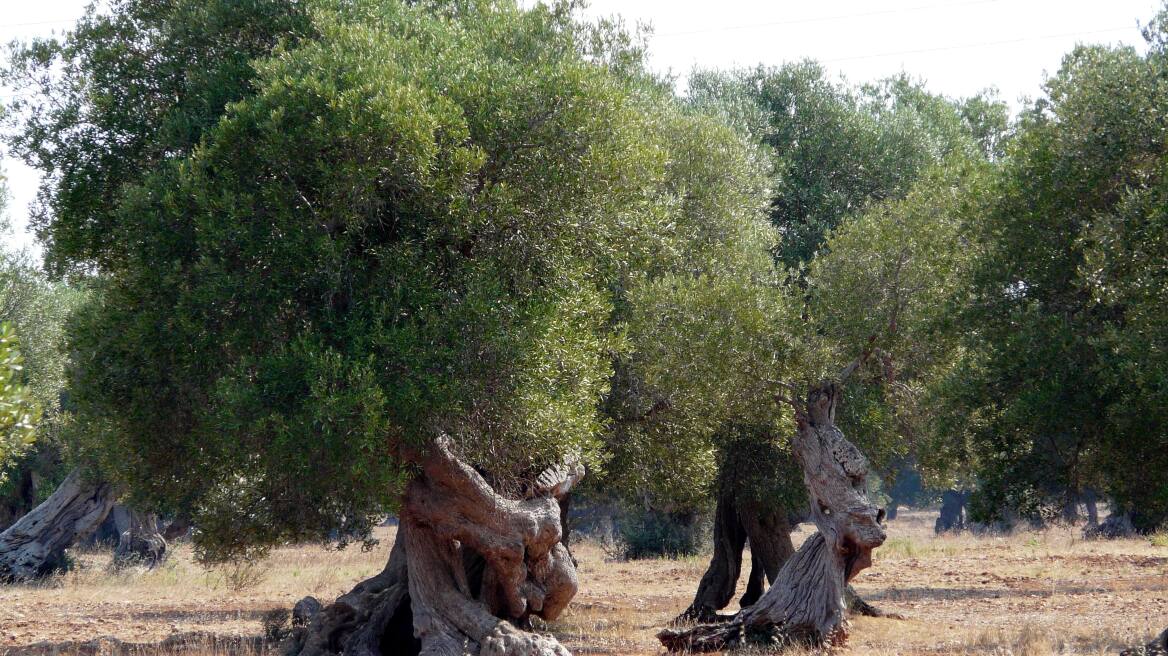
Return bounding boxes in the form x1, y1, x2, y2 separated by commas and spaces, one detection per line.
0, 510, 1165, 655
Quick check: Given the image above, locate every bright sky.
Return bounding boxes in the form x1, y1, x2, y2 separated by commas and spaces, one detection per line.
1, 0, 1162, 260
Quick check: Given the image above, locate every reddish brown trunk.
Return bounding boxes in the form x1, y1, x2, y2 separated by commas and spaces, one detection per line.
286, 440, 582, 656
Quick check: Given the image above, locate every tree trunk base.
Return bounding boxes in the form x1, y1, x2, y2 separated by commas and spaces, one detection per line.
659, 534, 847, 652
660, 379, 886, 652
285, 440, 581, 656
672, 469, 795, 626
112, 511, 168, 569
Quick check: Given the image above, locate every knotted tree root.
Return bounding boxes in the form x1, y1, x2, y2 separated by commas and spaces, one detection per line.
286, 439, 583, 656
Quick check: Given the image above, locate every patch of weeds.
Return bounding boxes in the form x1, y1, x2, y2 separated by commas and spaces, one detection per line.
878, 537, 918, 559
210, 559, 270, 591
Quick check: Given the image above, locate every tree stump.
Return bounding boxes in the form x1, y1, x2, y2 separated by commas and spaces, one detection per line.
658, 380, 886, 651
0, 469, 116, 581
286, 439, 583, 656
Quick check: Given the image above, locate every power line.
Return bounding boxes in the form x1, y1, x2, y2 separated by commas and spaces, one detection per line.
0, 18, 79, 30
822, 25, 1139, 63
652, 0, 1004, 38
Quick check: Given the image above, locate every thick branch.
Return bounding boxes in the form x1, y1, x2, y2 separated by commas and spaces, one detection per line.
0, 469, 116, 581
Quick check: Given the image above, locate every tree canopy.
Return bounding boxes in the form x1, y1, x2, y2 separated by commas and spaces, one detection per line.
4, 0, 783, 561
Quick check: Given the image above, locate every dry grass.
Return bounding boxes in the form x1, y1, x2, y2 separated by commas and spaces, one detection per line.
1, 510, 1165, 655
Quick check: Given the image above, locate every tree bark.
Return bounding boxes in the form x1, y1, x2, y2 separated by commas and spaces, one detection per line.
1083, 489, 1099, 527
658, 380, 886, 651
0, 469, 116, 581
737, 498, 796, 608
934, 489, 967, 534
673, 482, 795, 624
112, 509, 168, 568
286, 439, 582, 656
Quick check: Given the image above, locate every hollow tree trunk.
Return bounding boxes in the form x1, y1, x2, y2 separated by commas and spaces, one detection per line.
286, 439, 583, 656
658, 380, 886, 652
113, 509, 167, 568
91, 504, 132, 547
0, 469, 117, 581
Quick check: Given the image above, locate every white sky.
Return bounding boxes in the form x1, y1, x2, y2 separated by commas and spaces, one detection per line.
1, 0, 1162, 260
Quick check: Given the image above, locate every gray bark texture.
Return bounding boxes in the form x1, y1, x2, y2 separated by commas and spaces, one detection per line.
658, 379, 886, 652
112, 509, 167, 568
285, 438, 582, 656
0, 469, 116, 581
673, 478, 795, 624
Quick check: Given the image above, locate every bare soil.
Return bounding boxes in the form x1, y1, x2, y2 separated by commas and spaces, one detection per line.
1, 510, 1164, 655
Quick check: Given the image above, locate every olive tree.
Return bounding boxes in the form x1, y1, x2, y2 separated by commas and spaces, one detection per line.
3, 0, 789, 652
937, 21, 1168, 530
654, 65, 1001, 623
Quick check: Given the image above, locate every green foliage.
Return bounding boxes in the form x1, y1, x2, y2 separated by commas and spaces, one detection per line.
616, 508, 706, 560
6, 0, 784, 561
2, 0, 317, 277
690, 64, 997, 270
808, 156, 991, 480
0, 250, 86, 510
937, 19, 1168, 530
604, 64, 1001, 519
0, 323, 39, 471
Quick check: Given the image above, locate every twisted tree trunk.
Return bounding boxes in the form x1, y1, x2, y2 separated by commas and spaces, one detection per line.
0, 469, 116, 581
673, 481, 795, 624
658, 380, 886, 651
287, 439, 582, 656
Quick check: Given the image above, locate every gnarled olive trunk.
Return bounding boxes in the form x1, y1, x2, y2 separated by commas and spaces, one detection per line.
287, 439, 582, 656
658, 380, 886, 651
674, 480, 795, 624
0, 469, 116, 581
